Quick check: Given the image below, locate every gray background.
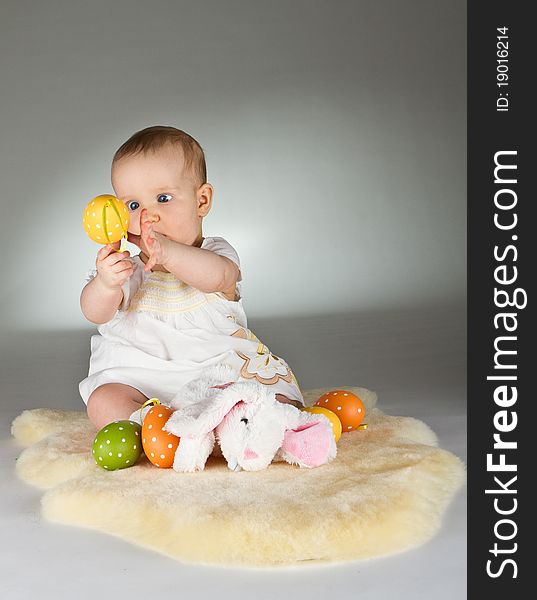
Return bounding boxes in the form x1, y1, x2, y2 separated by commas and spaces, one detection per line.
1, 1, 466, 599
0, 0, 465, 330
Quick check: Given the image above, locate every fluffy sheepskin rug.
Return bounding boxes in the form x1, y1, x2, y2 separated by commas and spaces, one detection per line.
11, 386, 465, 567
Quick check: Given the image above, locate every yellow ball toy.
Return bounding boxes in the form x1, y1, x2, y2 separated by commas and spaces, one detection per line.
301, 406, 342, 443
82, 194, 129, 247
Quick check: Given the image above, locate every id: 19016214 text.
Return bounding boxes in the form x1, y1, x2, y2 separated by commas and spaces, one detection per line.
496, 27, 509, 112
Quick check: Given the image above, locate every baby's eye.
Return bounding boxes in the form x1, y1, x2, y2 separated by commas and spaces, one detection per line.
127, 201, 139, 211
157, 194, 172, 203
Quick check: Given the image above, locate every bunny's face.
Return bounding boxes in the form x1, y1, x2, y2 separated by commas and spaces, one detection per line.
216, 400, 289, 471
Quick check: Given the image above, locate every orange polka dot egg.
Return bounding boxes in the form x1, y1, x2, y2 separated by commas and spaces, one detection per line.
82, 194, 129, 245
315, 390, 365, 432
142, 404, 180, 468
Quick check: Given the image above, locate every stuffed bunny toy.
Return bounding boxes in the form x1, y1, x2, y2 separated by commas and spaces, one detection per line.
161, 364, 337, 473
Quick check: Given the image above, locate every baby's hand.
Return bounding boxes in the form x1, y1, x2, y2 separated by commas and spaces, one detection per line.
95, 243, 133, 290
140, 208, 171, 272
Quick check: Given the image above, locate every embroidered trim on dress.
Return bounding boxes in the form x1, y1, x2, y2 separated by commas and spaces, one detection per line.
127, 275, 232, 316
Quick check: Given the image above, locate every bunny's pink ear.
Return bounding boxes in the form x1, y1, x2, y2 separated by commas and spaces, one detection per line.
280, 420, 337, 468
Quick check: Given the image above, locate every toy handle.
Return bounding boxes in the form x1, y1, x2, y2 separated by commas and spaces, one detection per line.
109, 234, 128, 253
101, 199, 129, 252
139, 398, 161, 423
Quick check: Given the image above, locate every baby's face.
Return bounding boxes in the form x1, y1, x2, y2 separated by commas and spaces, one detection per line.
111, 145, 211, 248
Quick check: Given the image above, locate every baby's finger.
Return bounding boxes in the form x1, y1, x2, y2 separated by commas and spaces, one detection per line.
140, 210, 151, 233
144, 255, 156, 272
110, 256, 132, 269
115, 263, 134, 276
141, 219, 154, 239
96, 244, 115, 263
102, 250, 130, 266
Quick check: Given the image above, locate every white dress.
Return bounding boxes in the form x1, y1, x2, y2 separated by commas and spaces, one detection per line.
79, 237, 304, 406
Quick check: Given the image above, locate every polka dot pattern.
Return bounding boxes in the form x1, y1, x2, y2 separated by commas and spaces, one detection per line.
315, 390, 365, 432
92, 420, 142, 470
141, 405, 180, 468
82, 194, 129, 245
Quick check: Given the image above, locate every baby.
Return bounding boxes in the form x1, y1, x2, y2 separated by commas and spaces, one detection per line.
79, 126, 304, 430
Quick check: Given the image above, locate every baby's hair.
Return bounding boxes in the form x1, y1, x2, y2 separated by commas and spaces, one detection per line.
112, 125, 207, 187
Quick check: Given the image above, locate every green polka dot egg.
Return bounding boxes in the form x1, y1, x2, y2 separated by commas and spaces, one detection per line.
92, 420, 142, 470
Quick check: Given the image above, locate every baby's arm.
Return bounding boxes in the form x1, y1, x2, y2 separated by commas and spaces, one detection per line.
80, 276, 123, 324
80, 244, 132, 324
162, 242, 239, 294
140, 210, 238, 293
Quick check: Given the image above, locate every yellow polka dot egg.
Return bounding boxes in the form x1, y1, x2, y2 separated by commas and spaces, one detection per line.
92, 420, 142, 470
302, 406, 343, 442
82, 194, 129, 244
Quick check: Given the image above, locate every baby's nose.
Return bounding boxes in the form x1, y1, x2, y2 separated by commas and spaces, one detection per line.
143, 208, 160, 223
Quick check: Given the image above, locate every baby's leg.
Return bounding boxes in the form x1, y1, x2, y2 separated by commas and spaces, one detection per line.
87, 383, 148, 430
